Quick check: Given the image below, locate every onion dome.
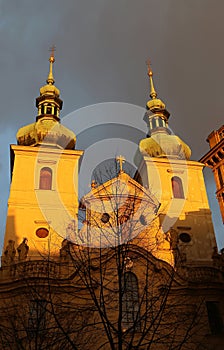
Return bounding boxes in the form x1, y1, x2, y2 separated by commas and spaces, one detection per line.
17, 118, 76, 149
17, 48, 76, 150
139, 132, 191, 160
139, 61, 191, 160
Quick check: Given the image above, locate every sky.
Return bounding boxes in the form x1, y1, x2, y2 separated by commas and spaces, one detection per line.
0, 0, 223, 248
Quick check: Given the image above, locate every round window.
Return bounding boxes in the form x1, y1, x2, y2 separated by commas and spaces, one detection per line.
36, 228, 49, 238
179, 232, 191, 243
101, 213, 110, 223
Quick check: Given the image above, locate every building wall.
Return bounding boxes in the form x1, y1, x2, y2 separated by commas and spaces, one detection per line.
4, 145, 83, 259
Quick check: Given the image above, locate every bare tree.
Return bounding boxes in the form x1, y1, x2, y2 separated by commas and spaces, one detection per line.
47, 164, 211, 349
0, 163, 219, 349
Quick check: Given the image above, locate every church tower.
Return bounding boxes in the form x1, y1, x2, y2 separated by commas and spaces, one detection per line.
3, 50, 83, 260
136, 63, 217, 264
200, 125, 224, 223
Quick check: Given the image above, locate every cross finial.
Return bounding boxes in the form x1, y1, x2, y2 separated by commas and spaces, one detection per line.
49, 45, 56, 63
46, 46, 56, 84
146, 58, 157, 99
146, 58, 153, 77
116, 155, 125, 173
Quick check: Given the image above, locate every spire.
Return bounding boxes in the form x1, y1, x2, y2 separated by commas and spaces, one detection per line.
46, 46, 56, 85
138, 60, 191, 160
145, 59, 169, 119
35, 47, 63, 121
146, 59, 157, 99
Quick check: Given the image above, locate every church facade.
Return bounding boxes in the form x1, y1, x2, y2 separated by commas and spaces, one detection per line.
0, 54, 223, 349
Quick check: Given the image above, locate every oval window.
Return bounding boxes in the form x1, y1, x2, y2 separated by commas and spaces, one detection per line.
36, 228, 49, 238
101, 213, 110, 223
179, 232, 191, 243
140, 215, 147, 226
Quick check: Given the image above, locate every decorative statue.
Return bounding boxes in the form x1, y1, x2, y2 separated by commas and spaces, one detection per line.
212, 246, 220, 267
17, 238, 29, 261
2, 240, 16, 265
60, 239, 71, 261
124, 256, 133, 271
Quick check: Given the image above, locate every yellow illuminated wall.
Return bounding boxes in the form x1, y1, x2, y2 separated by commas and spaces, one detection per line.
138, 156, 217, 263
4, 145, 83, 259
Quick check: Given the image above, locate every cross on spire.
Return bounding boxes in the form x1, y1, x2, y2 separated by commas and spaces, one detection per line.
116, 155, 125, 173
47, 46, 56, 84
146, 58, 153, 76
146, 58, 157, 99
49, 45, 56, 63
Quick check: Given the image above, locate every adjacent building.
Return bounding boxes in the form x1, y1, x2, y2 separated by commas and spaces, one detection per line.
200, 125, 224, 223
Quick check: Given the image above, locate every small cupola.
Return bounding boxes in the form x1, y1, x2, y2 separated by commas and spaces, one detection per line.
35, 46, 63, 121
139, 61, 191, 160
16, 49, 76, 150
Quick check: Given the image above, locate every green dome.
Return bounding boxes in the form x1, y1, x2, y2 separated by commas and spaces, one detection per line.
139, 132, 191, 160
17, 116, 76, 150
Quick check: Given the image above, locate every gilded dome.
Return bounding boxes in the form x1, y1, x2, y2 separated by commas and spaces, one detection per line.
17, 117, 76, 150
139, 132, 191, 160
146, 97, 165, 112
39, 83, 60, 97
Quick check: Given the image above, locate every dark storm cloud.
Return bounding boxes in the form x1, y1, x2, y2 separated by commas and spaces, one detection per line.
0, 0, 223, 245
1, 0, 223, 145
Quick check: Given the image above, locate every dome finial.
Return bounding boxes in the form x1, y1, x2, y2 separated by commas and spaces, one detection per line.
145, 59, 168, 114
47, 45, 56, 85
146, 59, 157, 99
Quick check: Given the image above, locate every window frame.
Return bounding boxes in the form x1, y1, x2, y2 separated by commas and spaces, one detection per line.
122, 272, 140, 330
206, 301, 223, 335
39, 167, 53, 190
171, 176, 184, 199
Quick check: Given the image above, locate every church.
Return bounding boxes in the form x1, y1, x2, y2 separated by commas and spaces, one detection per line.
0, 51, 223, 350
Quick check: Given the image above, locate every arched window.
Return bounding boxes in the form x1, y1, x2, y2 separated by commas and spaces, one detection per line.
28, 299, 47, 338
206, 301, 223, 335
41, 104, 45, 115
171, 176, 184, 198
122, 272, 139, 330
39, 167, 52, 190
46, 104, 52, 115
158, 118, 162, 127
218, 167, 223, 188
151, 118, 157, 129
